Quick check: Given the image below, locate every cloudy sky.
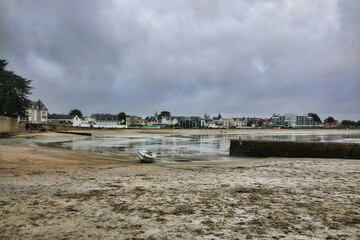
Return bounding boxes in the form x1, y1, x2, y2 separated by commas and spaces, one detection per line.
1, 0, 359, 120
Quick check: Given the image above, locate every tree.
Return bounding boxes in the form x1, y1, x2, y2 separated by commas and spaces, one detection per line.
324, 116, 336, 123
0, 59, 32, 118
341, 120, 359, 128
308, 113, 321, 123
0, 59, 8, 71
158, 111, 171, 119
69, 109, 83, 118
118, 112, 127, 124
218, 113, 222, 119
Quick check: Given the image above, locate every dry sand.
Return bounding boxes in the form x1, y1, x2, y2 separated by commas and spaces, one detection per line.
0, 132, 359, 239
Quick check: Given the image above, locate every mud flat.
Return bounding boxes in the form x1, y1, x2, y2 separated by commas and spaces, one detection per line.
0, 133, 360, 239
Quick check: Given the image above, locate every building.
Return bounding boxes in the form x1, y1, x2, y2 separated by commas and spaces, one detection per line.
48, 114, 75, 123
161, 116, 179, 127
259, 118, 270, 127
145, 116, 159, 126
91, 114, 124, 128
126, 116, 147, 128
271, 114, 286, 127
324, 121, 341, 129
247, 117, 263, 127
271, 113, 320, 128
232, 117, 248, 128
19, 99, 48, 123
73, 116, 91, 127
179, 116, 205, 129
212, 115, 222, 127
220, 118, 234, 129
296, 114, 319, 128
205, 119, 218, 128
285, 113, 297, 128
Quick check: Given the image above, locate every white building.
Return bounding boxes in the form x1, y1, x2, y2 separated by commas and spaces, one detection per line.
72, 116, 91, 127
161, 116, 179, 126
233, 118, 248, 128
91, 114, 126, 128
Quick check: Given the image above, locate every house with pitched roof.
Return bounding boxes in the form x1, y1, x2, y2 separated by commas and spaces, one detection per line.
126, 116, 147, 128
19, 99, 48, 123
73, 116, 91, 127
161, 116, 180, 127
220, 118, 234, 129
232, 117, 248, 128
145, 116, 159, 126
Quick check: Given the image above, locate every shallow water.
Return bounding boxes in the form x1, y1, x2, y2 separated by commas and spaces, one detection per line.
34, 131, 360, 162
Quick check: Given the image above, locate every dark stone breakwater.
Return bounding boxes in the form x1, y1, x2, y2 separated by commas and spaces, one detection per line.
230, 140, 360, 159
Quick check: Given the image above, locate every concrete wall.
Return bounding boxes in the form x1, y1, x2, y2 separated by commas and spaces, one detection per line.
0, 117, 93, 135
25, 122, 96, 132
0, 116, 19, 134
230, 140, 360, 159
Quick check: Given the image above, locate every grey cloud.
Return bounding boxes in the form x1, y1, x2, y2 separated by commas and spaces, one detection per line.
0, 0, 359, 120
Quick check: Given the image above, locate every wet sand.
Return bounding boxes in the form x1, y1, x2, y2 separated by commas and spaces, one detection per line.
1, 132, 360, 239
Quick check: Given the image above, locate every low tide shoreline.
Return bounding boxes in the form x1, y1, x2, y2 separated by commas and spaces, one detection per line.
0, 131, 359, 239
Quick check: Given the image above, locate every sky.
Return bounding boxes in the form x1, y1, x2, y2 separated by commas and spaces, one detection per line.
1, 0, 359, 121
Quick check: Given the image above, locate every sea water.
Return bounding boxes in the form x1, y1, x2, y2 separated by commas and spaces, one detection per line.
34, 131, 360, 162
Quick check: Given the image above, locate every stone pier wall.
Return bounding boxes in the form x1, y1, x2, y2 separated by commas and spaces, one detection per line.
0, 116, 20, 134
230, 140, 360, 159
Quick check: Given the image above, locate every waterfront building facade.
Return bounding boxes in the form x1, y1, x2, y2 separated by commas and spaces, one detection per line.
19, 99, 48, 123
271, 113, 321, 128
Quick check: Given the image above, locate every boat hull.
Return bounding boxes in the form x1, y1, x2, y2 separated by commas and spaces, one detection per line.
138, 151, 157, 163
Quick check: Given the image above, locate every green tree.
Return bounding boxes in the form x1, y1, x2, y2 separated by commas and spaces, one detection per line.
0, 59, 32, 118
308, 113, 321, 123
69, 109, 83, 118
158, 111, 171, 119
118, 112, 127, 124
324, 116, 336, 123
341, 120, 358, 128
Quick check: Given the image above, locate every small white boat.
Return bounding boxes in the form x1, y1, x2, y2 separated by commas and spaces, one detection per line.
138, 150, 157, 163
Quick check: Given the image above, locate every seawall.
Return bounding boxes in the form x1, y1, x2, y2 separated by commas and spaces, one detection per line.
230, 140, 360, 159
0, 116, 24, 136
24, 123, 89, 132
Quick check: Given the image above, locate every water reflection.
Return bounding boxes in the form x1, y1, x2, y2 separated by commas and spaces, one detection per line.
35, 133, 360, 160
256, 135, 323, 142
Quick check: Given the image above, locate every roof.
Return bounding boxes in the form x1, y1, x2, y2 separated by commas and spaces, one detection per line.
91, 114, 118, 121
181, 116, 202, 121
145, 116, 159, 122
48, 114, 75, 120
28, 99, 48, 110
232, 117, 246, 121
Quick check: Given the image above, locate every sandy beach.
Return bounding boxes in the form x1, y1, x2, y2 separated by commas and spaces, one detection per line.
0, 131, 359, 239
